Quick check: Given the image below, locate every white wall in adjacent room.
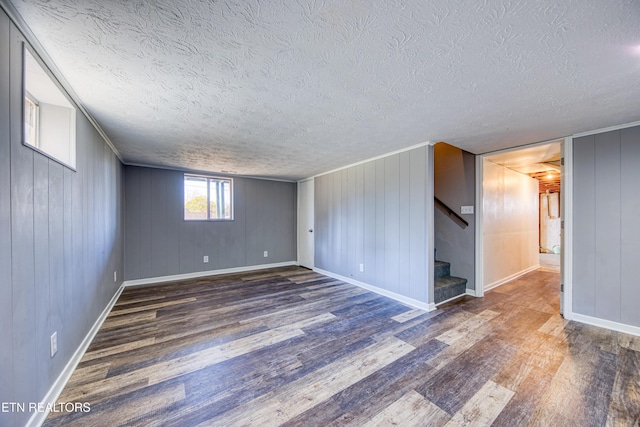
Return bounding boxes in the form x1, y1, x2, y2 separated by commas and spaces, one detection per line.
540, 192, 561, 253
483, 159, 539, 288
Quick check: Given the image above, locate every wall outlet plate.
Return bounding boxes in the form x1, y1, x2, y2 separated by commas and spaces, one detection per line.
50, 332, 57, 358
203, 255, 209, 263
113, 271, 117, 282
264, 251, 268, 257
359, 263, 364, 272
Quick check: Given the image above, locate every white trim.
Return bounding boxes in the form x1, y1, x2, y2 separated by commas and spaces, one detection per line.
26, 284, 125, 427
123, 261, 298, 287
124, 162, 296, 183
484, 264, 540, 292
0, 0, 123, 163
570, 313, 640, 337
561, 137, 573, 319
427, 145, 435, 306
465, 288, 477, 297
314, 268, 436, 312
308, 141, 431, 180
474, 155, 485, 297
296, 177, 315, 184
478, 137, 566, 156
296, 178, 314, 269
572, 120, 640, 138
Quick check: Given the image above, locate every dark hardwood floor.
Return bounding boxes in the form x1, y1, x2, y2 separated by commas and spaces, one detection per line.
44, 267, 640, 426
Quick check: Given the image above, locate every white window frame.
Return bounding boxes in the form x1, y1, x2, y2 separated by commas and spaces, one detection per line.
22, 43, 77, 170
183, 174, 234, 221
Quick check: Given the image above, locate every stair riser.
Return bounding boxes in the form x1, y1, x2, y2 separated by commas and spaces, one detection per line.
434, 262, 450, 279
435, 282, 467, 304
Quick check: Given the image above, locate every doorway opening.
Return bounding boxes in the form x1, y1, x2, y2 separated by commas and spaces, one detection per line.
477, 140, 563, 312
297, 178, 315, 269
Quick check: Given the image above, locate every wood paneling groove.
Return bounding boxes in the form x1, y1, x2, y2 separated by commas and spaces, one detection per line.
124, 166, 296, 280
43, 267, 640, 426
315, 146, 431, 305
1, 10, 125, 425
0, 11, 14, 426
573, 125, 640, 328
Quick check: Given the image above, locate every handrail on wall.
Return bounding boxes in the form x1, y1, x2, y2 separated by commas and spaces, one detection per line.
434, 196, 469, 229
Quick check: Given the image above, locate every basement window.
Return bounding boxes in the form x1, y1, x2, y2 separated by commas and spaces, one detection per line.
184, 175, 233, 221
23, 45, 76, 169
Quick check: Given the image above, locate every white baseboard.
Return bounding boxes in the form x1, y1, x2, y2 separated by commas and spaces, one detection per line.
313, 268, 435, 312
570, 312, 640, 337
123, 261, 298, 287
466, 288, 477, 297
27, 284, 125, 427
484, 264, 540, 292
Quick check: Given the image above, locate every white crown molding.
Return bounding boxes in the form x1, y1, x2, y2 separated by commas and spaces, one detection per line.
308, 141, 431, 180
123, 162, 297, 183
573, 120, 640, 138
0, 0, 123, 162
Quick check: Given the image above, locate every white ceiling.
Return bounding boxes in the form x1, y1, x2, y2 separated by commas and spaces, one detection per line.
486, 141, 561, 174
7, 0, 640, 181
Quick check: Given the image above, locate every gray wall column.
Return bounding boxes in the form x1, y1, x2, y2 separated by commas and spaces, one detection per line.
573, 125, 640, 327
314, 145, 431, 305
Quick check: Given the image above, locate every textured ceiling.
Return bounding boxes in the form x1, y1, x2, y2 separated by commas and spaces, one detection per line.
8, 0, 640, 180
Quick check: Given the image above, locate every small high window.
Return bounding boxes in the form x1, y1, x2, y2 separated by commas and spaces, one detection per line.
23, 45, 76, 169
184, 175, 233, 221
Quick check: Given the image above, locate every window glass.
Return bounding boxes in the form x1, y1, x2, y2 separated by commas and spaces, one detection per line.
184, 175, 233, 221
184, 176, 209, 220
209, 178, 232, 220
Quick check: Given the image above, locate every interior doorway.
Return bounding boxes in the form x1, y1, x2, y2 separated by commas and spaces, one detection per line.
476, 140, 563, 311
297, 178, 315, 269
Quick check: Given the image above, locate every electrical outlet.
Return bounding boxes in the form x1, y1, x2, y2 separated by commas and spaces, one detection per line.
113, 271, 117, 283
461, 206, 474, 214
203, 255, 209, 263
359, 263, 364, 272
50, 332, 57, 358
263, 251, 268, 257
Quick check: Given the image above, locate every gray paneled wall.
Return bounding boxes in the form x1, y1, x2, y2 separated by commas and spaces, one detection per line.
124, 166, 297, 280
0, 12, 124, 427
433, 142, 476, 290
573, 125, 640, 327
314, 146, 432, 304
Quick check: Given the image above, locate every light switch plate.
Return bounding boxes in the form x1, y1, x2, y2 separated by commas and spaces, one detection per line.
461, 206, 474, 214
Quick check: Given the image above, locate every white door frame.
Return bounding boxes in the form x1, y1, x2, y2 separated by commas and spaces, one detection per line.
474, 138, 573, 317
297, 178, 315, 269
562, 137, 573, 319
474, 156, 485, 297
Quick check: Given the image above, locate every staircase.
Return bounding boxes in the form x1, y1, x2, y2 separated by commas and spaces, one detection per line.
435, 260, 467, 304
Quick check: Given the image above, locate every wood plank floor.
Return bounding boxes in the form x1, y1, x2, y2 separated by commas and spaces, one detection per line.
44, 267, 640, 426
